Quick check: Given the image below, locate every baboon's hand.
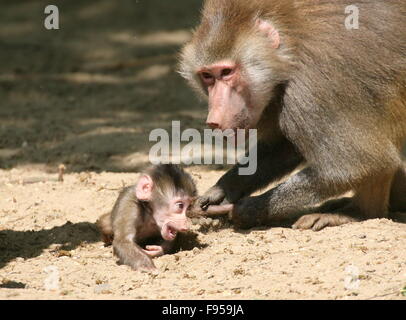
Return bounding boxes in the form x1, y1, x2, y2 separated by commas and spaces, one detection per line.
142, 245, 164, 258
198, 185, 226, 210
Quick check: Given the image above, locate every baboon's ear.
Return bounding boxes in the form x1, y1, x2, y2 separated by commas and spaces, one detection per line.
135, 175, 154, 201
255, 18, 280, 49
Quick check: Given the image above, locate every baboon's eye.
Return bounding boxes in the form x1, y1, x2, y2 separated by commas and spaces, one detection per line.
221, 68, 233, 77
202, 72, 213, 79
175, 202, 184, 210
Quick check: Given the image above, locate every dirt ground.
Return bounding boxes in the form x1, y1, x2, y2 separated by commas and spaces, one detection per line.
0, 1, 405, 300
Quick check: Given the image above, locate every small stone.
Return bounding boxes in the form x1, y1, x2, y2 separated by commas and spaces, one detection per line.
212, 219, 220, 228
233, 267, 245, 276
56, 250, 72, 258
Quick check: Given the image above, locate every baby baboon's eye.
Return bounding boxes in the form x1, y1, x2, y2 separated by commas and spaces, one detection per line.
175, 202, 184, 211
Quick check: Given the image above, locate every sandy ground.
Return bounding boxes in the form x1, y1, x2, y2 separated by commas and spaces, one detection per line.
0, 1, 405, 300
0, 167, 405, 300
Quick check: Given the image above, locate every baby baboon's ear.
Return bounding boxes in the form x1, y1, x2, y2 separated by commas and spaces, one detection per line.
135, 174, 154, 201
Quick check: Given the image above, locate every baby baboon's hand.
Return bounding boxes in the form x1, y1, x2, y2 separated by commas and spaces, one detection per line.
142, 245, 165, 258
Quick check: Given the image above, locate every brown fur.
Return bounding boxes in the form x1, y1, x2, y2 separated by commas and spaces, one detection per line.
96, 164, 196, 270
96, 212, 113, 245
180, 0, 406, 230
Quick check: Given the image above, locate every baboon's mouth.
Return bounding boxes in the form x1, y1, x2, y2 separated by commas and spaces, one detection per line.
168, 227, 177, 239
162, 222, 178, 241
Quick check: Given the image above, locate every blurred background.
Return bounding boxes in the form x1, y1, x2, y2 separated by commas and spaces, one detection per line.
0, 0, 207, 173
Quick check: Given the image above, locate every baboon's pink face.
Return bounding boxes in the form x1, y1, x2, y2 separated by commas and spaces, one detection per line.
156, 196, 193, 241
182, 19, 281, 132
135, 174, 193, 241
